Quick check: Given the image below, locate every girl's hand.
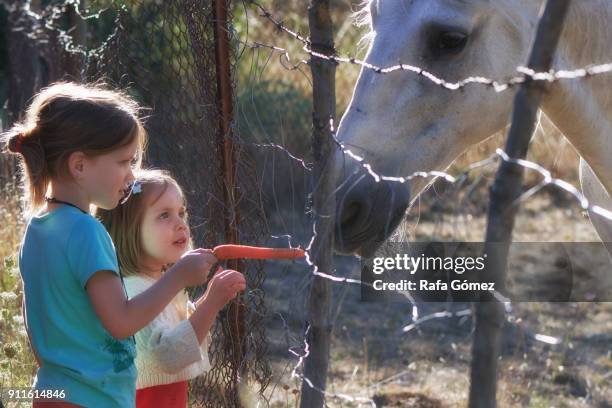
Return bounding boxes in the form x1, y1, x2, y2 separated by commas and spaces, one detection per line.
204, 268, 246, 311
187, 267, 244, 344
173, 248, 217, 288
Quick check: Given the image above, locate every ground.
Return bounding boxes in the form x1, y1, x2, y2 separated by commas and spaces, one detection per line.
260, 185, 612, 408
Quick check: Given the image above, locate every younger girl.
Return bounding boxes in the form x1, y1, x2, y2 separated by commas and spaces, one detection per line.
97, 169, 245, 408
2, 82, 221, 407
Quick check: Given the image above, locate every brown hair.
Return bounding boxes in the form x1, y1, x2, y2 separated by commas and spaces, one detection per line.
96, 169, 189, 277
1, 81, 148, 216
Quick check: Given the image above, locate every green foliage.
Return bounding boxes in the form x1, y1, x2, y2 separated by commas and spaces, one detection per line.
236, 79, 312, 157
236, 79, 313, 226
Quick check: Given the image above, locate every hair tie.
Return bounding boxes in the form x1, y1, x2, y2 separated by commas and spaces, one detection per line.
132, 181, 143, 194
14, 132, 26, 153
119, 180, 142, 205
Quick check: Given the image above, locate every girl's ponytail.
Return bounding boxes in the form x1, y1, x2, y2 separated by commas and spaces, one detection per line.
5, 126, 49, 214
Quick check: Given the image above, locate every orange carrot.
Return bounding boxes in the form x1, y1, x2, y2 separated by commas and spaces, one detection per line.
212, 244, 305, 261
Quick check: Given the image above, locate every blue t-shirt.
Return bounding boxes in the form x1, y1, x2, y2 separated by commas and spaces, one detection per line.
19, 205, 137, 407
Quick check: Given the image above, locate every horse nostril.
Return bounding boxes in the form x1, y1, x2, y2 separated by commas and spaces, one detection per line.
340, 202, 362, 226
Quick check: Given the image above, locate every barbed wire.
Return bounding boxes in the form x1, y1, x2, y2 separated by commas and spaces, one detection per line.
231, 128, 582, 404
232, 101, 610, 404
246, 0, 612, 93
288, 228, 566, 406
240, 40, 310, 73
328, 117, 612, 221
288, 325, 378, 407
283, 116, 612, 404
86, 0, 612, 404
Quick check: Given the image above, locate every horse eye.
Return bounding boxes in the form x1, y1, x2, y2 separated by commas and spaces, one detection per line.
431, 31, 468, 55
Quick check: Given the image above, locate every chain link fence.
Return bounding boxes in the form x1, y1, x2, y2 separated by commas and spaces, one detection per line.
1, 1, 271, 405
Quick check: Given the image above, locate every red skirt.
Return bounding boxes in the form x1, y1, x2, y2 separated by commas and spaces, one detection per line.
136, 381, 188, 408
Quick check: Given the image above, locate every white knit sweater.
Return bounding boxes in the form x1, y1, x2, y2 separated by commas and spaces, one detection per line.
124, 274, 212, 389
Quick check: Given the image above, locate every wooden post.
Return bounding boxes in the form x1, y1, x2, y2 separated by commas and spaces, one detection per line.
468, 2, 571, 407
300, 1, 336, 407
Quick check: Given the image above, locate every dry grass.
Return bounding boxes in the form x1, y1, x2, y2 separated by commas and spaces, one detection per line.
0, 180, 37, 389
452, 114, 580, 186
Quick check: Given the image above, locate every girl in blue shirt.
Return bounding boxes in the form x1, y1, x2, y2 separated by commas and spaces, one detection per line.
2, 82, 217, 407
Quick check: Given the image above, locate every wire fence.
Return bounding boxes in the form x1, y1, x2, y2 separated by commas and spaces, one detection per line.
235, 1, 612, 406
1, 0, 611, 407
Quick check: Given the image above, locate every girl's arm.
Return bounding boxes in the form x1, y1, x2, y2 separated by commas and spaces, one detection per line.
188, 296, 220, 344
136, 302, 210, 375
86, 269, 183, 340
188, 269, 246, 344
86, 249, 216, 340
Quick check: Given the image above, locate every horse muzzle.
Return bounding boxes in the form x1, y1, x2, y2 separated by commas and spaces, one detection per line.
334, 171, 411, 257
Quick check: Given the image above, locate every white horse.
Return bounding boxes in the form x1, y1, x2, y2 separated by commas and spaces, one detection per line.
333, 0, 612, 257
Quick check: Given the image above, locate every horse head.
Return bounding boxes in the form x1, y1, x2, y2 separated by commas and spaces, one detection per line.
334, 0, 545, 256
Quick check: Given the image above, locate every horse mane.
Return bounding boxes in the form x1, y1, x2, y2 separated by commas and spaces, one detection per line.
352, 0, 373, 28
561, 0, 612, 67
352, 0, 375, 51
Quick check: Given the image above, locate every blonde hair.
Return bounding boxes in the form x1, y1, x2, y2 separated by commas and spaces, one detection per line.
96, 169, 188, 277
1, 81, 147, 217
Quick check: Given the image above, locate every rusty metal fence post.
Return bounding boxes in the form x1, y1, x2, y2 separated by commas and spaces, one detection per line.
213, 0, 248, 403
